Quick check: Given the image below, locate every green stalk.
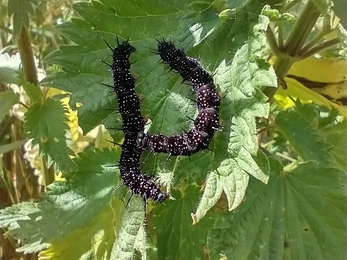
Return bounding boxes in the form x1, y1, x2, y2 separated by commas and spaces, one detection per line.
300, 29, 329, 54
274, 1, 320, 78
283, 1, 320, 56
265, 1, 321, 100
17, 26, 38, 86
266, 26, 282, 57
300, 37, 340, 58
277, 22, 284, 49
0, 170, 16, 204
17, 26, 55, 192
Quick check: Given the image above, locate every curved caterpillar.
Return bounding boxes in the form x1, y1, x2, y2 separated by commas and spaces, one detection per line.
137, 40, 220, 156
107, 39, 167, 203
106, 39, 220, 202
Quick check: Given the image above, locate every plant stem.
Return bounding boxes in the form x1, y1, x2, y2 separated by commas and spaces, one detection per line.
278, 22, 284, 49
300, 28, 330, 54
266, 26, 281, 57
0, 170, 16, 204
17, 26, 38, 86
300, 38, 340, 58
276, 152, 296, 162
273, 54, 297, 78
0, 24, 12, 34
265, 1, 322, 100
283, 1, 320, 56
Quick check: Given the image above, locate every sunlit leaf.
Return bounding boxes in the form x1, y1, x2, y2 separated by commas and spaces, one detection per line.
24, 98, 77, 173
6, 149, 120, 254
110, 197, 146, 260
207, 162, 347, 260
276, 108, 335, 164
192, 15, 277, 223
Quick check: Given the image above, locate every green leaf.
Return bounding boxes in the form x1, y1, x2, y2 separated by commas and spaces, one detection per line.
276, 108, 335, 164
41, 72, 119, 133
7, 149, 120, 254
0, 140, 26, 154
42, 0, 282, 134
8, 0, 37, 39
0, 202, 39, 229
24, 98, 77, 173
0, 53, 22, 84
207, 161, 347, 260
72, 0, 193, 41
0, 90, 19, 122
39, 198, 119, 260
111, 197, 146, 260
192, 15, 277, 223
42, 0, 195, 133
22, 81, 42, 103
320, 120, 347, 171
152, 187, 216, 260
0, 55, 42, 103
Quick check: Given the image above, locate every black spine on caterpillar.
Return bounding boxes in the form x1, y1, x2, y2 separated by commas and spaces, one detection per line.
138, 40, 220, 156
109, 39, 168, 203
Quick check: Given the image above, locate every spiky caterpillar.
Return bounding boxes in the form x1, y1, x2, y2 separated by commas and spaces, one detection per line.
108, 39, 167, 203
137, 40, 221, 156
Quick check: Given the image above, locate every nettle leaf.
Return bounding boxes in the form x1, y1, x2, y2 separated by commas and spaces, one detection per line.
191, 15, 277, 223
276, 108, 335, 164
41, 0, 195, 133
39, 197, 121, 260
207, 161, 347, 260
0, 202, 39, 229
320, 120, 347, 171
0, 90, 19, 122
8, 0, 37, 39
24, 98, 77, 173
111, 197, 146, 260
7, 149, 120, 254
151, 187, 216, 260
41, 72, 120, 133
42, 0, 282, 133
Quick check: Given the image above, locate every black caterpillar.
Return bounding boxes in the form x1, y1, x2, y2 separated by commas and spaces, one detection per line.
137, 40, 221, 156
107, 39, 167, 203
106, 39, 220, 203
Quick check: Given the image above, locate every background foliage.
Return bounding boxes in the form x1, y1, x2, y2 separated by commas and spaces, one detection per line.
0, 0, 346, 260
